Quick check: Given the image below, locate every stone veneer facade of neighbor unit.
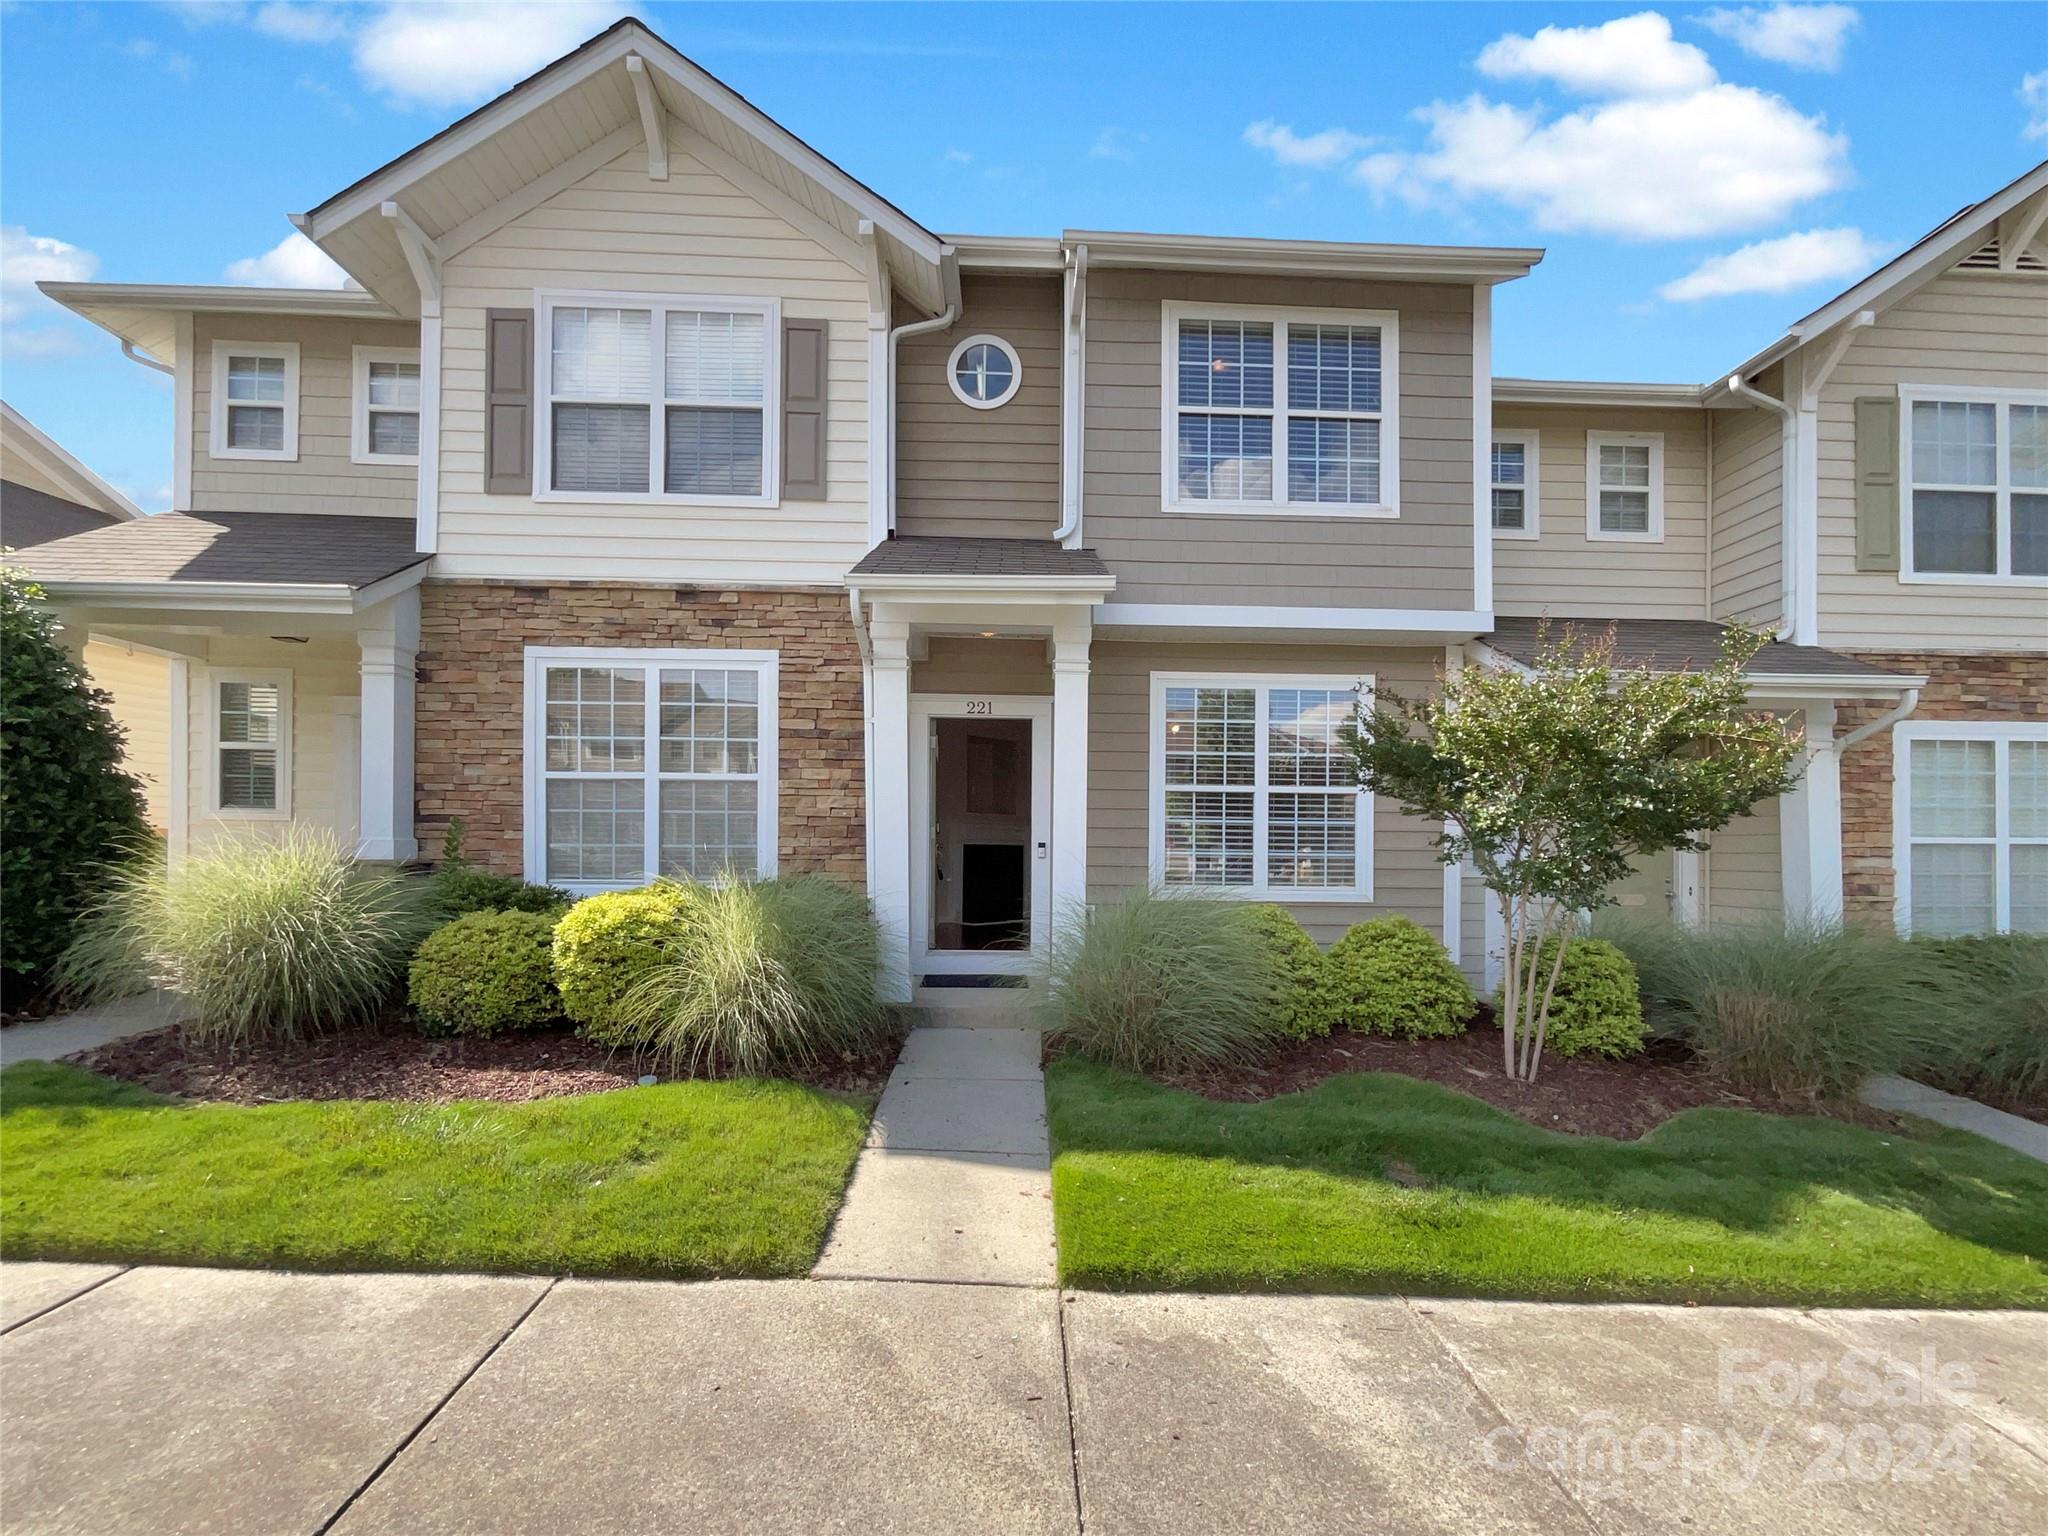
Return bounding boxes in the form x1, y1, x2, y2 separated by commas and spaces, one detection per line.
413, 581, 867, 883
1836, 651, 2048, 927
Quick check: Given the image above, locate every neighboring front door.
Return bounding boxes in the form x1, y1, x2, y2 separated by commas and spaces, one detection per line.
909, 694, 1053, 977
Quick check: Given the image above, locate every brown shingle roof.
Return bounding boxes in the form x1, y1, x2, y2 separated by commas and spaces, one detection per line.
10, 511, 428, 590
849, 536, 1111, 580
1482, 617, 1914, 681
1, 480, 124, 550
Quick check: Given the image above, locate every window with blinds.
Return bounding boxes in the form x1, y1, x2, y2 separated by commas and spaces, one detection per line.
1902, 390, 2048, 579
1902, 728, 2048, 937
353, 347, 421, 464
1586, 432, 1664, 540
211, 343, 298, 460
1491, 433, 1539, 536
215, 676, 286, 813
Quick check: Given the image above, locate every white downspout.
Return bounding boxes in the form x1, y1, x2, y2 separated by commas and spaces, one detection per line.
121, 339, 174, 377
850, 586, 877, 897
1838, 686, 1921, 752
1055, 242, 1088, 546
1723, 372, 1798, 641
884, 247, 961, 537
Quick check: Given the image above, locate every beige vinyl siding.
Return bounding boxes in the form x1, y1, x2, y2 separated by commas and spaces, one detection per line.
84, 640, 171, 830
1083, 273, 1476, 610
896, 274, 1061, 540
184, 638, 358, 853
434, 128, 872, 585
1087, 641, 1447, 945
1816, 270, 2048, 650
911, 636, 1052, 696
1492, 406, 1709, 619
1709, 383, 1785, 627
189, 314, 419, 518
1708, 797, 1781, 928
1459, 863, 1489, 983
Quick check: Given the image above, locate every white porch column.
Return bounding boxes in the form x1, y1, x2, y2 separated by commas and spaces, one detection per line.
1778, 700, 1843, 923
1050, 614, 1092, 938
869, 613, 914, 1002
356, 586, 420, 863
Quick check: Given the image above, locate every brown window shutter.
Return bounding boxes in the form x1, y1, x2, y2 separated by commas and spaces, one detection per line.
781, 318, 828, 500
1853, 395, 1900, 572
485, 308, 534, 495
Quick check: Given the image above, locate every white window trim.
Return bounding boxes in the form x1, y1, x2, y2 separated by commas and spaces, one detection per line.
1896, 382, 2048, 587
1585, 430, 1664, 542
532, 289, 781, 509
209, 341, 300, 462
206, 667, 291, 820
1892, 720, 2048, 936
1490, 428, 1541, 540
521, 646, 781, 894
1159, 300, 1401, 520
1146, 671, 1375, 903
946, 333, 1022, 410
350, 345, 422, 466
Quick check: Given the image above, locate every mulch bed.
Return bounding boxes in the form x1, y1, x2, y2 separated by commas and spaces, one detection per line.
66, 1019, 905, 1106
1155, 1022, 1901, 1141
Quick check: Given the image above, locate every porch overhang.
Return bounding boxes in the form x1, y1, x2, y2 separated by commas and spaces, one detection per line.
1475, 617, 1924, 701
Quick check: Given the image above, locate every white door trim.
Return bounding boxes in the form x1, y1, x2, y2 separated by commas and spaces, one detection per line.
910, 693, 1053, 977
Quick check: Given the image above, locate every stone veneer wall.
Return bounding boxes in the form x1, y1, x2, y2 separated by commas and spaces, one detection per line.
1837, 652, 2048, 926
415, 582, 865, 881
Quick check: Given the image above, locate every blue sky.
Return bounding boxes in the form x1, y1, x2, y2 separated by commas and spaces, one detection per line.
4, 1, 2044, 513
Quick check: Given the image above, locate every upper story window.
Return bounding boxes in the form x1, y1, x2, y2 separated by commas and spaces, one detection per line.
947, 334, 1021, 409
212, 671, 288, 816
1162, 302, 1400, 519
536, 293, 777, 506
210, 342, 299, 461
1491, 432, 1540, 539
352, 347, 421, 466
1586, 431, 1663, 541
1900, 386, 2048, 582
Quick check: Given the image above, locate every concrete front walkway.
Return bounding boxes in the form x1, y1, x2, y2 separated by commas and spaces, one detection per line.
4, 1264, 2044, 1535
1863, 1074, 2048, 1163
0, 991, 183, 1069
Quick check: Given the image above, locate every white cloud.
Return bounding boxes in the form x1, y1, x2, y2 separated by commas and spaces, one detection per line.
1089, 127, 1146, 162
1657, 225, 1886, 300
253, 3, 347, 45
1478, 12, 1716, 97
2024, 72, 2048, 141
1696, 5, 1860, 72
943, 147, 973, 165
352, 2, 623, 108
224, 232, 349, 288
1243, 120, 1374, 169
1, 227, 97, 358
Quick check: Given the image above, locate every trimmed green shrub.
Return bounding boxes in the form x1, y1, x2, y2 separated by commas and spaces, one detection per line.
1908, 935, 2048, 1105
1493, 937, 1646, 1059
429, 865, 569, 918
1323, 915, 1474, 1039
55, 829, 436, 1050
409, 910, 562, 1037
1039, 889, 1283, 1073
551, 882, 697, 1040
616, 876, 883, 1075
1243, 904, 1336, 1041
1, 567, 150, 992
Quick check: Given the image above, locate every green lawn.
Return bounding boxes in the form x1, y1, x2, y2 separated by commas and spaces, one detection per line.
0, 1062, 871, 1279
1046, 1059, 2048, 1307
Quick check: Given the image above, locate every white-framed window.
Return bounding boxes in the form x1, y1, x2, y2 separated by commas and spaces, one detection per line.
534, 291, 778, 506
209, 670, 290, 817
1898, 384, 2048, 583
1894, 722, 2048, 937
946, 333, 1022, 410
522, 647, 780, 893
1586, 431, 1663, 541
1491, 431, 1540, 539
209, 342, 300, 461
351, 346, 422, 465
1147, 672, 1373, 901
1161, 301, 1400, 518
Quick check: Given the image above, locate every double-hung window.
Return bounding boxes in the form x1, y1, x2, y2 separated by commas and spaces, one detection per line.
1896, 723, 2048, 936
1164, 303, 1399, 517
1150, 673, 1372, 900
1491, 432, 1539, 538
538, 293, 777, 504
211, 671, 288, 816
210, 342, 299, 460
1586, 431, 1662, 540
1899, 386, 2048, 580
352, 346, 421, 464
524, 648, 779, 892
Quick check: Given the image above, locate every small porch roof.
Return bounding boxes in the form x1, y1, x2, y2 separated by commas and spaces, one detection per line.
848, 536, 1114, 593
1479, 617, 1924, 696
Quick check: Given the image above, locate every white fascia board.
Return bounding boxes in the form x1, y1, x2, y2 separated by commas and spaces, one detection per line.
1098, 604, 1494, 642
1064, 229, 1543, 283
38, 283, 397, 320
32, 562, 428, 616
1492, 377, 1708, 409
948, 236, 1068, 271
1745, 672, 1927, 701
0, 402, 142, 518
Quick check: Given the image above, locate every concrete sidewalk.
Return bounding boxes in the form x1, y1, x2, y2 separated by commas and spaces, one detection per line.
0, 991, 183, 1069
4, 1263, 2043, 1535
1863, 1074, 2048, 1163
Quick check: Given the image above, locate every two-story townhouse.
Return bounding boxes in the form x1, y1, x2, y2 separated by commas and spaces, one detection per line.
16, 18, 2041, 1002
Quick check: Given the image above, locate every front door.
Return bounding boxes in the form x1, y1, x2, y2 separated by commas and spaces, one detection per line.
909, 695, 1052, 977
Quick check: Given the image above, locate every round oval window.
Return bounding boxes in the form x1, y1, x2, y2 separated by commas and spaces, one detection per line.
947, 335, 1021, 409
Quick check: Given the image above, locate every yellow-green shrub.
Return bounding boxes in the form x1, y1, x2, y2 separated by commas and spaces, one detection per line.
1243, 904, 1335, 1041
1323, 915, 1474, 1038
551, 882, 696, 1040
1495, 937, 1646, 1059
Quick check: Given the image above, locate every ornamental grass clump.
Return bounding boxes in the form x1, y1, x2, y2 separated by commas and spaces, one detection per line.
55, 828, 436, 1051
1906, 935, 2048, 1106
614, 875, 884, 1077
1039, 889, 1283, 1073
1323, 915, 1474, 1039
409, 910, 562, 1037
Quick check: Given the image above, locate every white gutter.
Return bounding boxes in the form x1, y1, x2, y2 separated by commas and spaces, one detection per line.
883, 246, 961, 536
1055, 242, 1088, 546
1723, 370, 1797, 640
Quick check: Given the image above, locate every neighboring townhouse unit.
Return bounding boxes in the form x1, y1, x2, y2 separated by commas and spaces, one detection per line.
16, 18, 2045, 998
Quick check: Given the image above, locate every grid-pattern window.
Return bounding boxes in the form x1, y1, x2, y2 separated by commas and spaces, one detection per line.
531, 653, 775, 889
1156, 677, 1369, 897
211, 343, 298, 459
1590, 436, 1659, 537
216, 678, 283, 812
1491, 435, 1537, 535
1168, 307, 1394, 513
366, 360, 420, 457
1905, 392, 2048, 578
1902, 729, 2048, 936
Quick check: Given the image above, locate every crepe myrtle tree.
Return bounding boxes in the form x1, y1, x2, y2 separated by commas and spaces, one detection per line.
1344, 623, 1801, 1083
